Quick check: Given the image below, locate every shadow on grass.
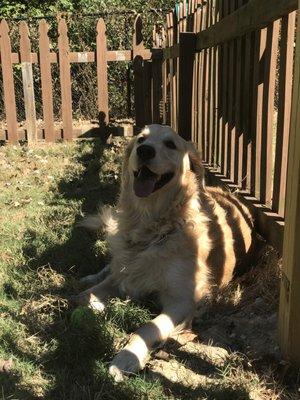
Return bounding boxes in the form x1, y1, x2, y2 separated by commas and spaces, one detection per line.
149, 370, 252, 400
3, 137, 298, 400
2, 137, 151, 400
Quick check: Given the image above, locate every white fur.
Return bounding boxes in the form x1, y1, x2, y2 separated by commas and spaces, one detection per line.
74, 124, 253, 381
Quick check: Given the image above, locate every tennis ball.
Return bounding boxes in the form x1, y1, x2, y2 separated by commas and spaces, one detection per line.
70, 306, 94, 328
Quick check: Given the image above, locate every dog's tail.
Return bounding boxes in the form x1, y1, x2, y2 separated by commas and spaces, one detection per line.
77, 206, 118, 235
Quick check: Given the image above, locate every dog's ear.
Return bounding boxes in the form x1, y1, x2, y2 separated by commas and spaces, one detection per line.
187, 142, 205, 187
121, 137, 135, 185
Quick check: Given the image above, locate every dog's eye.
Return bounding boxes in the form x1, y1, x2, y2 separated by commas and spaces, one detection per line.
137, 136, 146, 144
164, 140, 177, 150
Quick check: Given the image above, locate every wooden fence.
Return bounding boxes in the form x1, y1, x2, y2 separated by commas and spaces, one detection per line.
142, 0, 298, 255
139, 0, 300, 366
0, 15, 155, 142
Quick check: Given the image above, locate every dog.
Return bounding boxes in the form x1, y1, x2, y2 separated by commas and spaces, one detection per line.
74, 124, 254, 382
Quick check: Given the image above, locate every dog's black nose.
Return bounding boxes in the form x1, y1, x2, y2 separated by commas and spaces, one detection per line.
137, 145, 156, 161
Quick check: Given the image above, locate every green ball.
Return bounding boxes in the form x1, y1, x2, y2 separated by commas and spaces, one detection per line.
70, 306, 94, 328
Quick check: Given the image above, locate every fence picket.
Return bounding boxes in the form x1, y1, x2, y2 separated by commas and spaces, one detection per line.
161, 27, 168, 124
208, 0, 215, 165
192, 1, 201, 144
0, 19, 18, 142
260, 21, 280, 207
213, 0, 220, 168
152, 25, 163, 124
242, 31, 254, 192
236, 0, 245, 186
58, 18, 73, 140
96, 19, 109, 126
252, 28, 267, 199
144, 60, 152, 124
133, 15, 146, 128
39, 20, 55, 141
220, 1, 229, 173
273, 12, 296, 217
227, 1, 238, 181
19, 21, 37, 143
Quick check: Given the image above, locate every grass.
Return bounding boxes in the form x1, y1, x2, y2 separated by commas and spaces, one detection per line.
0, 138, 299, 399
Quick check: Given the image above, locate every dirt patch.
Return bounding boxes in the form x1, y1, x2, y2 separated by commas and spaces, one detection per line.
145, 244, 299, 399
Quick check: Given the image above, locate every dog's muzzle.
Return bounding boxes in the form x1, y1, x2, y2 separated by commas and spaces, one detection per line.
133, 166, 174, 198
136, 145, 156, 161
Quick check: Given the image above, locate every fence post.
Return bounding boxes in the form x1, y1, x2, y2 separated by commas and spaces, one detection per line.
278, 2, 300, 366
19, 21, 37, 144
178, 32, 196, 141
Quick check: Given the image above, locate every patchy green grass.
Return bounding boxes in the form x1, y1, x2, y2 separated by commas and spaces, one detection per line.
0, 138, 299, 400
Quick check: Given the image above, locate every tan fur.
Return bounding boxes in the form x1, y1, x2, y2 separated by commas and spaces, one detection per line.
75, 124, 254, 381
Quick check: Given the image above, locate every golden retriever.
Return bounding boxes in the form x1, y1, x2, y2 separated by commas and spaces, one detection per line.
74, 124, 253, 382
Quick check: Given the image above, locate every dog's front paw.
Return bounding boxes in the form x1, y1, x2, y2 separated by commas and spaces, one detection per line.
109, 349, 143, 382
70, 292, 105, 312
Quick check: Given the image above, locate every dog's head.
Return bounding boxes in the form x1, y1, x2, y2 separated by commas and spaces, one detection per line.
122, 124, 203, 199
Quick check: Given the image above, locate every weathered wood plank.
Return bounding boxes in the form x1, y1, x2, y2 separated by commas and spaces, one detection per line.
161, 27, 168, 124
227, 0, 238, 180
133, 15, 146, 128
220, 1, 229, 174
163, 44, 180, 60
234, 0, 244, 184
242, 29, 255, 192
199, 1, 209, 160
251, 29, 267, 199
165, 18, 172, 126
196, 0, 298, 51
207, 0, 214, 165
279, 0, 300, 365
0, 19, 18, 142
152, 27, 163, 124
96, 19, 109, 125
58, 18, 73, 140
210, 0, 218, 167
178, 32, 196, 140
260, 21, 280, 207
167, 12, 175, 130
212, 0, 221, 168
171, 11, 178, 131
19, 21, 37, 143
273, 13, 296, 217
143, 60, 152, 124
196, 1, 204, 151
39, 20, 55, 141
192, 1, 202, 144
133, 14, 145, 56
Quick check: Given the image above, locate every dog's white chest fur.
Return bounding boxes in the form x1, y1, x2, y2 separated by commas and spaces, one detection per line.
108, 219, 180, 297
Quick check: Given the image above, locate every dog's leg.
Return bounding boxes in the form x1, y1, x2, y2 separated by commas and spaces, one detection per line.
71, 275, 119, 312
79, 265, 110, 286
109, 300, 194, 381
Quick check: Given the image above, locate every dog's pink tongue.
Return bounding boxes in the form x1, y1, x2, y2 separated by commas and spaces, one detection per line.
134, 178, 156, 198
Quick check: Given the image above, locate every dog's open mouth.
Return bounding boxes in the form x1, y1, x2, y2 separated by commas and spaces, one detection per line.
133, 166, 174, 198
